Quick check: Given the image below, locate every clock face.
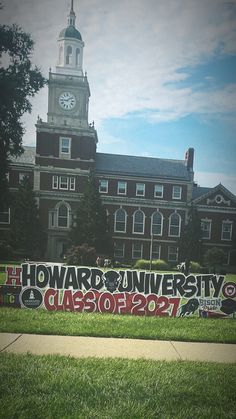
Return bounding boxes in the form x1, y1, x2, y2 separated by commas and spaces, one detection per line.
59, 92, 76, 110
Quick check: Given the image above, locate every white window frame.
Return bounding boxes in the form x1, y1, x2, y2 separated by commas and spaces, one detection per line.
136, 183, 145, 197
114, 242, 125, 259
0, 208, 10, 224
154, 185, 163, 198
169, 212, 181, 237
151, 211, 163, 236
168, 246, 178, 262
221, 221, 233, 241
52, 175, 58, 189
114, 208, 127, 233
132, 242, 143, 259
172, 185, 182, 200
133, 210, 145, 234
117, 181, 127, 195
60, 137, 71, 158
70, 177, 75, 191
59, 176, 69, 190
201, 219, 212, 240
99, 179, 108, 194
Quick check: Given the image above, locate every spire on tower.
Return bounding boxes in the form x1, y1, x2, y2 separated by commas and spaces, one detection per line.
67, 0, 76, 27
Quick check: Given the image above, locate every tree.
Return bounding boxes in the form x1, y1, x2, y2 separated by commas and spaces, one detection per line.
65, 244, 97, 266
10, 176, 46, 258
204, 247, 227, 273
70, 172, 113, 256
0, 24, 46, 208
178, 205, 202, 274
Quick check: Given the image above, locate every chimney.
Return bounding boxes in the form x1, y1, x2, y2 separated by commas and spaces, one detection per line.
185, 148, 194, 171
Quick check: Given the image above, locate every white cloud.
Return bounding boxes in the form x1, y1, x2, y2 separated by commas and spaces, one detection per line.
195, 171, 236, 195
1, 0, 236, 142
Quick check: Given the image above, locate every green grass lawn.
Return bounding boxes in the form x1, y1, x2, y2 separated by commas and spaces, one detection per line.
0, 353, 235, 419
0, 307, 236, 343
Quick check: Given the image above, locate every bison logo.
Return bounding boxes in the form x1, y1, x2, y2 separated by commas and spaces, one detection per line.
102, 270, 121, 293
179, 298, 199, 317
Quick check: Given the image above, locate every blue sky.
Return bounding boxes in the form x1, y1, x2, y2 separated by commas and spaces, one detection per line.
1, 0, 236, 193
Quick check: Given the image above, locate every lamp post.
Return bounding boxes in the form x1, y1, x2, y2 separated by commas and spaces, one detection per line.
149, 233, 153, 271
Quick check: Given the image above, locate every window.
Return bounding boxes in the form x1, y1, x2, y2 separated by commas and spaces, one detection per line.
133, 210, 145, 234
151, 211, 163, 236
221, 221, 232, 241
154, 185, 163, 198
53, 176, 58, 189
168, 246, 178, 262
0, 208, 10, 224
76, 48, 80, 66
169, 213, 181, 237
152, 243, 161, 260
99, 180, 108, 194
132, 243, 143, 259
58, 204, 69, 228
66, 45, 72, 65
136, 183, 145, 197
59, 46, 63, 64
70, 177, 75, 191
201, 219, 211, 239
114, 242, 125, 259
172, 186, 182, 200
60, 137, 71, 157
114, 208, 127, 233
59, 176, 69, 190
117, 181, 127, 195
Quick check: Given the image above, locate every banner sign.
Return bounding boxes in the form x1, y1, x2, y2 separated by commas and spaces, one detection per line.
0, 263, 236, 317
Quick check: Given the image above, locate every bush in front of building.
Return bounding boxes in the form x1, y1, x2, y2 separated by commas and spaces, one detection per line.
204, 247, 227, 273
65, 244, 97, 267
134, 259, 170, 271
0, 240, 13, 261
189, 261, 202, 273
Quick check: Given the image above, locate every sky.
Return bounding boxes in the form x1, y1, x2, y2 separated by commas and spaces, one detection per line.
1, 0, 236, 194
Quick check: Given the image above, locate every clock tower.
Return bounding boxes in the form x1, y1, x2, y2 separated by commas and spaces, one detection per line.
36, 0, 97, 169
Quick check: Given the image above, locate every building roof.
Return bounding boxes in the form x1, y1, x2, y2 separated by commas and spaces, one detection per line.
11, 146, 36, 165
192, 186, 212, 200
59, 26, 82, 40
95, 152, 191, 180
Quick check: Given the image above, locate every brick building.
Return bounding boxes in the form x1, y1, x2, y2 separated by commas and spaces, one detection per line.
1, 3, 235, 263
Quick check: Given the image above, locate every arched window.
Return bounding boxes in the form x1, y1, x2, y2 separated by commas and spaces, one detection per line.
66, 45, 72, 65
151, 211, 163, 235
169, 212, 181, 237
76, 48, 80, 66
114, 208, 127, 233
133, 210, 145, 234
59, 46, 63, 64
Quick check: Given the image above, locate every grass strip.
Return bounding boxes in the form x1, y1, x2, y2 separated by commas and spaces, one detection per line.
0, 353, 235, 419
0, 307, 236, 343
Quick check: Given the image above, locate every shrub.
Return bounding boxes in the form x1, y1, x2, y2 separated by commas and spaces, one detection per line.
204, 247, 227, 273
65, 244, 97, 266
0, 240, 13, 260
189, 261, 202, 273
134, 259, 169, 271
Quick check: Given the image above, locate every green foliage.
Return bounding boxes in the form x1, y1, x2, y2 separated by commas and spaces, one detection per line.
178, 205, 202, 265
10, 176, 46, 258
204, 247, 227, 271
65, 244, 97, 266
70, 172, 113, 255
189, 261, 202, 273
0, 24, 46, 208
134, 259, 170, 271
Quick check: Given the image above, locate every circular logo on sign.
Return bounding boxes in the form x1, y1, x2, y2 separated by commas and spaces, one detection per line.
222, 282, 236, 299
20, 287, 43, 309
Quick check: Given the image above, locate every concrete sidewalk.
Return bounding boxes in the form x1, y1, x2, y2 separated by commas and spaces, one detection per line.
0, 333, 235, 363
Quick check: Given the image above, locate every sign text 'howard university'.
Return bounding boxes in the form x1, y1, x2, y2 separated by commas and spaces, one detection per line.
1, 263, 236, 317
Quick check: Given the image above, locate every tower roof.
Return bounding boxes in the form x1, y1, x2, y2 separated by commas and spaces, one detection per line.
59, 26, 82, 41
59, 0, 82, 41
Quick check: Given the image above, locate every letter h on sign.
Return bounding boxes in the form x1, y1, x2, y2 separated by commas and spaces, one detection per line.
5, 267, 22, 286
